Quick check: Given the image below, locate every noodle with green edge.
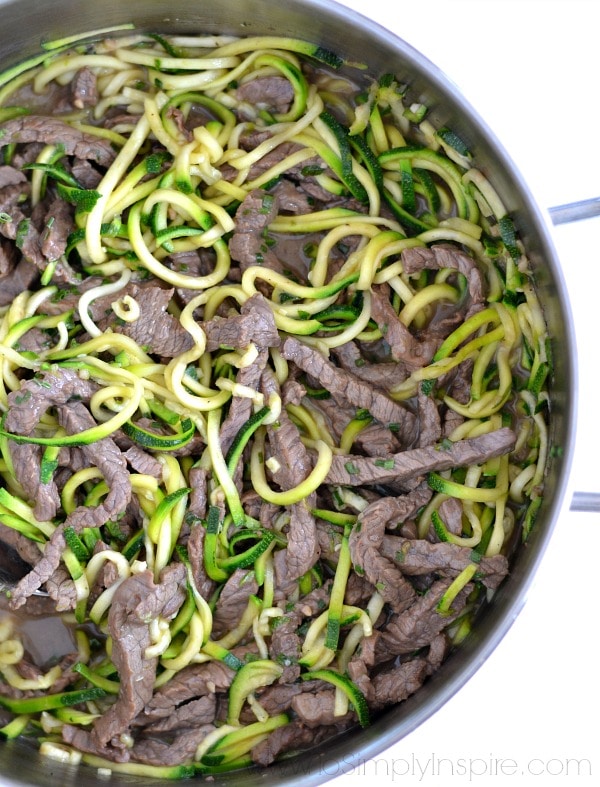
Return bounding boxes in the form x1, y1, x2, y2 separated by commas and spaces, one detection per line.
0, 28, 552, 777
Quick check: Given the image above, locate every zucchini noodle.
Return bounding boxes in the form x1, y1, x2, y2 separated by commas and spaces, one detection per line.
0, 27, 552, 779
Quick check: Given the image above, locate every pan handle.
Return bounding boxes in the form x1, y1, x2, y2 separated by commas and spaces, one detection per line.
548, 199, 598, 513
548, 196, 600, 225
570, 491, 600, 512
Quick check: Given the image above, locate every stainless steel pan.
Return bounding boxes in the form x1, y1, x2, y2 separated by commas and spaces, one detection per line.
0, 0, 577, 784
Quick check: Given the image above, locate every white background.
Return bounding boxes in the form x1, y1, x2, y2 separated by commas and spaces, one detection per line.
329, 1, 599, 786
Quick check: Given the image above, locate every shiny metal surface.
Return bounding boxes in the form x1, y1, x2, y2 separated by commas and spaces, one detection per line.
0, 1, 577, 785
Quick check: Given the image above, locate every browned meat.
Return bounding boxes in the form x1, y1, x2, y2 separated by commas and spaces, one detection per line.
139, 660, 235, 724
90, 282, 194, 358
381, 535, 509, 589
71, 67, 98, 109
376, 578, 473, 658
91, 564, 187, 747
211, 568, 259, 639
324, 427, 517, 486
281, 336, 418, 438
0, 115, 117, 167
236, 76, 295, 116
201, 292, 280, 352
229, 188, 283, 272
401, 243, 485, 319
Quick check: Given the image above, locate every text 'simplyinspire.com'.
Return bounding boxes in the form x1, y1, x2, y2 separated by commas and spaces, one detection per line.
292, 753, 594, 782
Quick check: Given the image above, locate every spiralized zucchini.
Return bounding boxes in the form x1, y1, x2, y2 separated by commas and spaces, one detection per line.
0, 28, 551, 777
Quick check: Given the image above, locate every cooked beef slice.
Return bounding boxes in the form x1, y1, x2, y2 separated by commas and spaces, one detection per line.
9, 399, 131, 609
142, 694, 216, 733
0, 115, 117, 167
56, 402, 132, 532
211, 567, 259, 639
0, 257, 39, 307
260, 367, 319, 579
416, 389, 442, 447
281, 336, 418, 438
370, 283, 437, 366
130, 725, 216, 767
401, 243, 485, 318
229, 188, 282, 272
71, 67, 99, 109
369, 657, 429, 709
139, 660, 234, 724
349, 497, 420, 613
291, 688, 354, 728
89, 282, 194, 357
376, 578, 472, 658
251, 720, 318, 766
3, 367, 98, 436
186, 517, 216, 601
324, 426, 516, 486
123, 445, 164, 479
90, 565, 187, 749
253, 713, 352, 766
381, 535, 509, 589
216, 293, 281, 455
201, 292, 280, 352
268, 581, 332, 682
0, 164, 27, 189
236, 76, 295, 116
8, 442, 60, 521
39, 194, 75, 263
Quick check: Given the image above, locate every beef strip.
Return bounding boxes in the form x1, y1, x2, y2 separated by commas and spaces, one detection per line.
253, 713, 353, 766
401, 243, 485, 319
268, 581, 332, 683
0, 164, 27, 189
281, 336, 418, 438
142, 694, 216, 733
370, 283, 437, 366
8, 442, 60, 522
187, 466, 208, 520
130, 725, 215, 767
0, 236, 18, 277
349, 492, 432, 613
306, 395, 403, 458
201, 292, 280, 352
236, 76, 295, 116
138, 660, 234, 724
381, 535, 509, 589
251, 720, 317, 766
216, 293, 281, 455
369, 657, 429, 709
90, 282, 194, 357
291, 688, 354, 728
0, 115, 117, 167
71, 67, 98, 109
39, 194, 75, 263
9, 399, 131, 609
123, 445, 164, 479
90, 564, 187, 751
261, 367, 319, 580
0, 258, 39, 307
324, 426, 516, 487
211, 568, 259, 639
3, 366, 98, 436
376, 578, 473, 659
228, 188, 283, 273
186, 517, 216, 601
416, 389, 442, 447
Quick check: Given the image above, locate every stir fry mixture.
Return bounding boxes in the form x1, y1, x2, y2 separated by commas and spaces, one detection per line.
0, 29, 550, 777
